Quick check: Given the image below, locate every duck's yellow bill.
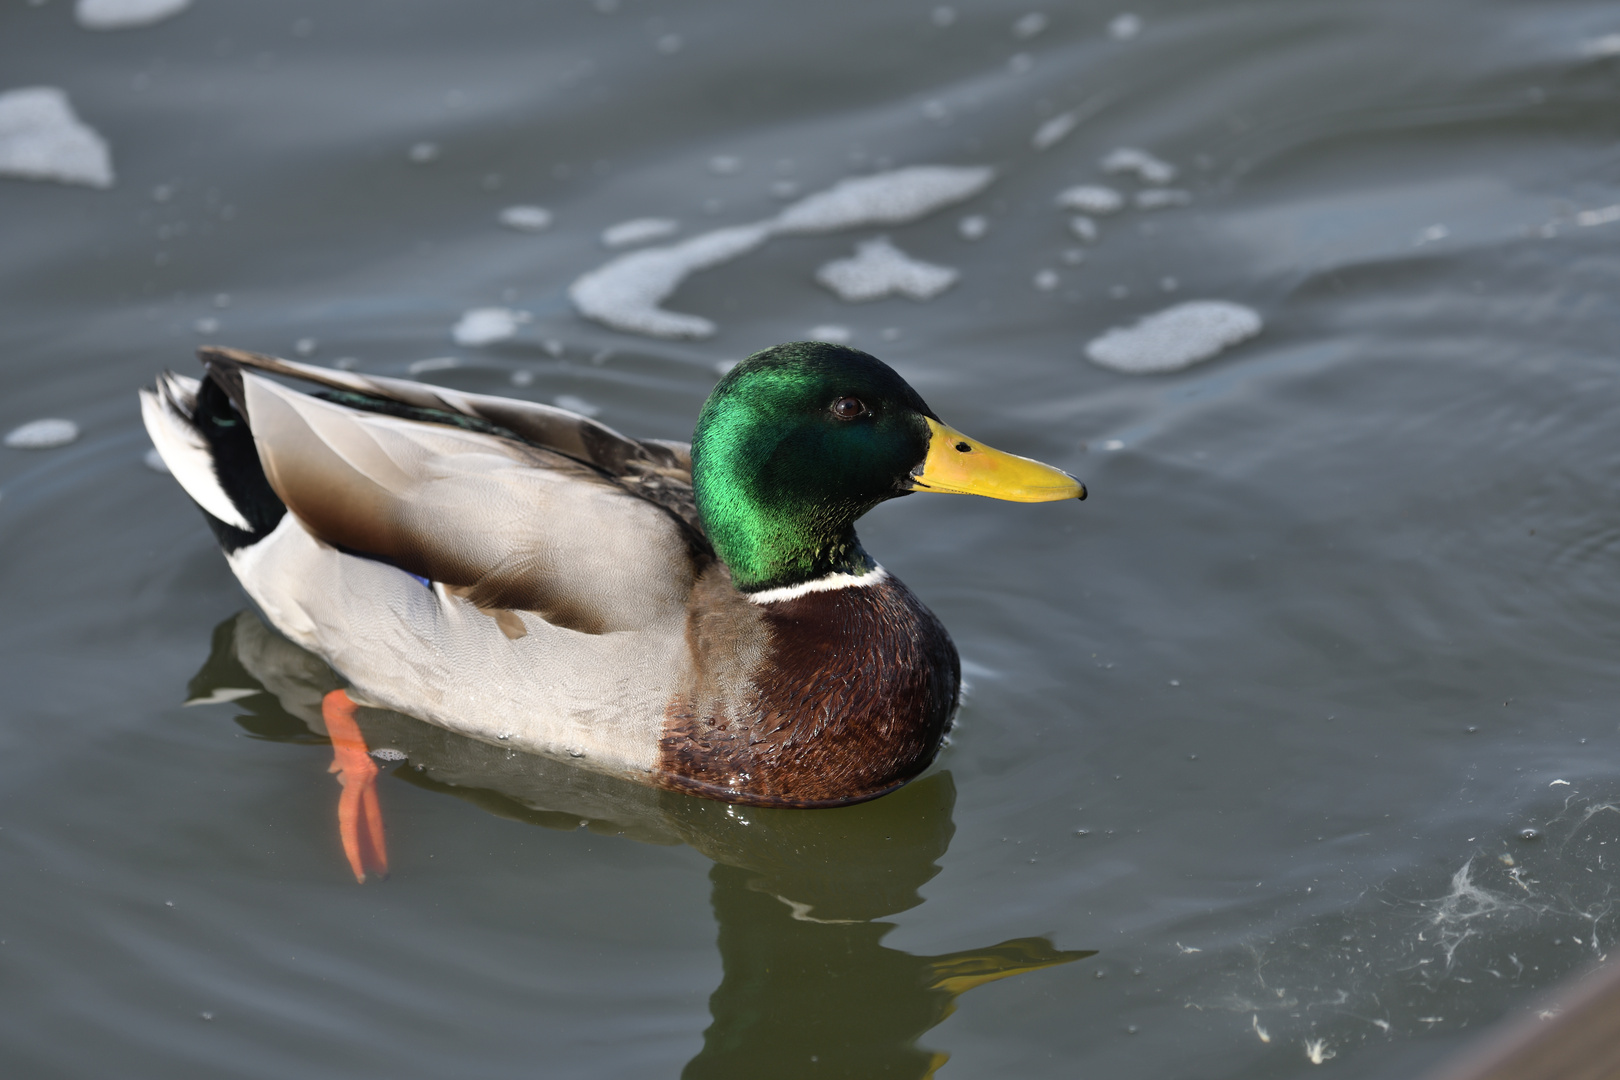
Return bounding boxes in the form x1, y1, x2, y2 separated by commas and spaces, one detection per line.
910, 418, 1086, 502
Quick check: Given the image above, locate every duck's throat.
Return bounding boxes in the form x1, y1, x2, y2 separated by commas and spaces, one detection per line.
709, 511, 877, 594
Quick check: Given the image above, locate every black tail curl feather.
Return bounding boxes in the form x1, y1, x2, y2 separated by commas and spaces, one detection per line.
191, 355, 285, 552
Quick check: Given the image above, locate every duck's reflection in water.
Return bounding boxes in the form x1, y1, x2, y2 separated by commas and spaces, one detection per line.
191, 611, 1093, 1079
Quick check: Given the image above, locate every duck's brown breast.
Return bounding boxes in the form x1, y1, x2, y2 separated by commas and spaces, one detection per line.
657, 570, 960, 807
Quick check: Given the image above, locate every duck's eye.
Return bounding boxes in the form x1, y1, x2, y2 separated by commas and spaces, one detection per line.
830, 396, 868, 420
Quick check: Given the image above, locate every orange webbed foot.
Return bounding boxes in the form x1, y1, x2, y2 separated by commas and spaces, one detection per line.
322, 689, 389, 883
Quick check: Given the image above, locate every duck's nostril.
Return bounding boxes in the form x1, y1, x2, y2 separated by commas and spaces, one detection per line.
954, 441, 971, 453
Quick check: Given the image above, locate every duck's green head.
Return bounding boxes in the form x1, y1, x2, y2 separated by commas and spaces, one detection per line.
691, 341, 1084, 593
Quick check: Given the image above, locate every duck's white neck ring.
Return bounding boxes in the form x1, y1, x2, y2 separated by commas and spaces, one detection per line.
745, 565, 889, 605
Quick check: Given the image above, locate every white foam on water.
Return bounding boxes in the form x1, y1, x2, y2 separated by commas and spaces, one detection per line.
1582, 33, 1620, 57
75, 0, 191, 31
815, 237, 957, 302
553, 394, 601, 417
1109, 13, 1143, 40
1013, 12, 1048, 39
1056, 184, 1124, 214
1085, 301, 1262, 374
407, 356, 459, 375
1032, 111, 1079, 151
601, 217, 680, 248
1102, 147, 1176, 184
809, 325, 852, 343
570, 165, 992, 338
1068, 215, 1098, 241
499, 205, 552, 231
452, 307, 529, 346
1136, 188, 1191, 209
1576, 204, 1620, 226
773, 165, 995, 233
568, 222, 773, 339
958, 214, 988, 240
5, 418, 80, 449
0, 87, 113, 188
370, 748, 407, 761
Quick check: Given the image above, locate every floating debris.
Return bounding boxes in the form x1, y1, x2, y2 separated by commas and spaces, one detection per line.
569, 223, 773, 338
809, 325, 851, 344
1252, 1016, 1270, 1043
816, 237, 957, 302
498, 205, 553, 232
1136, 188, 1192, 210
1032, 111, 1080, 151
0, 87, 113, 188
370, 748, 407, 761
1085, 301, 1262, 374
774, 165, 995, 233
1102, 147, 1176, 184
958, 214, 988, 240
5, 418, 80, 449
452, 307, 529, 347
75, 0, 192, 31
553, 394, 601, 418
602, 217, 680, 248
1109, 13, 1143, 40
1056, 184, 1124, 214
571, 165, 993, 337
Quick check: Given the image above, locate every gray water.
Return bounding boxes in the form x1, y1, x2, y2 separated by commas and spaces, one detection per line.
3, 1, 1619, 1077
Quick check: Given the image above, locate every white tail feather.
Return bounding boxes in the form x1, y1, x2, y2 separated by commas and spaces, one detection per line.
139, 375, 253, 531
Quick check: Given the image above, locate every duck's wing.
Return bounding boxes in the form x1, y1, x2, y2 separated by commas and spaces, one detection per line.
210, 349, 705, 635
200, 346, 701, 536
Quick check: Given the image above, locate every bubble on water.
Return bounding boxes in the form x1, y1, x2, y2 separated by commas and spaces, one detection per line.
774, 165, 994, 233
370, 748, 407, 761
5, 418, 80, 449
452, 307, 530, 347
708, 154, 742, 176
0, 87, 114, 188
1056, 184, 1124, 214
601, 217, 680, 248
1032, 110, 1080, 151
499, 205, 553, 232
1136, 188, 1191, 209
1109, 13, 1143, 40
816, 237, 958, 302
407, 141, 440, 164
809, 325, 852, 344
1085, 300, 1262, 374
1582, 33, 1620, 57
958, 214, 988, 240
143, 446, 168, 473
1033, 269, 1060, 291
1102, 147, 1176, 184
76, 0, 191, 31
1012, 12, 1048, 39
553, 394, 600, 418
1068, 215, 1098, 241
930, 6, 957, 28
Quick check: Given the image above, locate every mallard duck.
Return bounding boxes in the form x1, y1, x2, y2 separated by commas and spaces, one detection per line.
142, 341, 1081, 873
